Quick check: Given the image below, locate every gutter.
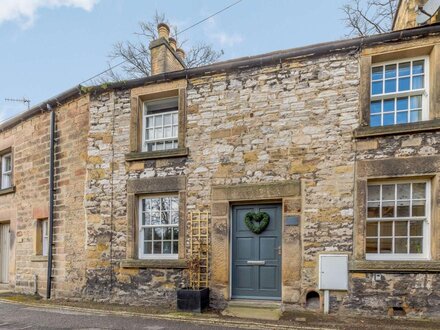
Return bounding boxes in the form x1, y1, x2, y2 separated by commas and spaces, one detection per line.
46, 106, 56, 299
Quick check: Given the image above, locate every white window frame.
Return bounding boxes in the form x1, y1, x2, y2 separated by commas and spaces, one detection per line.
370, 56, 429, 126
138, 195, 179, 260
42, 220, 49, 257
142, 97, 179, 152
366, 179, 431, 261
1, 153, 12, 190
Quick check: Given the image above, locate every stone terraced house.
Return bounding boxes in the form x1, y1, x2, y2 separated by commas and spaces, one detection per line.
1, 0, 440, 319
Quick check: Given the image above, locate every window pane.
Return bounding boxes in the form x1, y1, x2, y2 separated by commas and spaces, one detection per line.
142, 199, 151, 211
380, 238, 392, 253
394, 238, 408, 253
410, 95, 422, 109
154, 128, 163, 139
151, 198, 160, 211
397, 184, 411, 200
366, 238, 378, 253
368, 185, 380, 201
412, 60, 424, 74
144, 241, 152, 254
161, 197, 170, 210
410, 221, 423, 236
410, 110, 422, 122
372, 81, 383, 95
380, 221, 393, 236
385, 79, 396, 93
395, 221, 408, 236
154, 242, 162, 254
396, 112, 408, 124
146, 117, 153, 128
382, 202, 395, 217
367, 202, 380, 218
151, 211, 161, 225
412, 76, 424, 89
398, 77, 410, 91
383, 113, 394, 126
171, 211, 179, 224
372, 66, 383, 80
385, 64, 396, 78
366, 222, 378, 236
171, 198, 179, 211
370, 115, 381, 127
155, 116, 163, 126
142, 212, 150, 226
410, 238, 423, 253
412, 183, 426, 199
164, 127, 172, 138
153, 228, 163, 240
144, 228, 152, 241
399, 62, 411, 76
383, 99, 394, 112
173, 227, 179, 240
412, 200, 426, 217
173, 241, 179, 254
396, 97, 408, 111
163, 241, 172, 254
382, 185, 395, 200
161, 211, 170, 224
370, 101, 381, 114
164, 114, 172, 125
396, 201, 410, 217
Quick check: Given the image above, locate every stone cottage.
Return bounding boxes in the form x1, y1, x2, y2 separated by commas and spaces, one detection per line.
1, 1, 440, 318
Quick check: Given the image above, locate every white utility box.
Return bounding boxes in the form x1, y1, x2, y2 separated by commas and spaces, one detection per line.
318, 254, 348, 291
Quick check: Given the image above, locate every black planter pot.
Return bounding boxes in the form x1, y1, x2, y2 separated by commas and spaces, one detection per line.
177, 287, 209, 313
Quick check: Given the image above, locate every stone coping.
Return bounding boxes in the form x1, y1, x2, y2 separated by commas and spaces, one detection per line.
354, 119, 440, 139
30, 255, 48, 263
0, 186, 15, 196
350, 260, 440, 273
120, 259, 188, 269
125, 148, 188, 162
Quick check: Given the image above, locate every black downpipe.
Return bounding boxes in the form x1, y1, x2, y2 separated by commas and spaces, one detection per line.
46, 107, 55, 299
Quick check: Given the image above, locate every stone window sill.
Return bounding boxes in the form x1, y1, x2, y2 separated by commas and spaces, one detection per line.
120, 259, 187, 269
30, 255, 48, 263
350, 260, 440, 273
354, 119, 440, 139
125, 147, 188, 162
0, 186, 15, 196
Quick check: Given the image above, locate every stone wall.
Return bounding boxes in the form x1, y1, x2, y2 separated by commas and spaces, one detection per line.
0, 95, 89, 297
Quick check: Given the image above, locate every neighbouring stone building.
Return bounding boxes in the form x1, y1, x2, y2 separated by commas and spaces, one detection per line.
1, 2, 440, 319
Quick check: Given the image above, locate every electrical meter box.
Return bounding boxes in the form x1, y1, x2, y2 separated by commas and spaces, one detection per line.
318, 254, 348, 291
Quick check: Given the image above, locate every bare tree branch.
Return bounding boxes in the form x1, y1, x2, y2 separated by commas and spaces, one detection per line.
97, 11, 223, 83
341, 0, 398, 37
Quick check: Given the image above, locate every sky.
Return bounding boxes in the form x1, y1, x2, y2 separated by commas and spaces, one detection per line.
0, 0, 349, 123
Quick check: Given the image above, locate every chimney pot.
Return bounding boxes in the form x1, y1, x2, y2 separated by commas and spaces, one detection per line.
169, 37, 177, 51
176, 48, 186, 60
157, 23, 170, 40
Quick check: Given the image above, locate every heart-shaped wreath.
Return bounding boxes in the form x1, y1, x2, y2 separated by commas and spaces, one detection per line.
244, 211, 270, 234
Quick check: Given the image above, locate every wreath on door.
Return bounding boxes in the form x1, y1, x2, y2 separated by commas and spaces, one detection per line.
244, 211, 270, 234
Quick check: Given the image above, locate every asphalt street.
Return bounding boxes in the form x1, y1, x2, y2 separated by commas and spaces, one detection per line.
0, 301, 241, 330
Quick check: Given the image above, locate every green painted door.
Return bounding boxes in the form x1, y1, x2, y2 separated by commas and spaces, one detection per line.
231, 204, 282, 300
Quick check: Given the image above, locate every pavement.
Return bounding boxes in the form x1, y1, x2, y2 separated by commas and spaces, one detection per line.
0, 294, 439, 330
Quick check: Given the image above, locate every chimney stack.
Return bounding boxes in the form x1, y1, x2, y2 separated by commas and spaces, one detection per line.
149, 23, 186, 75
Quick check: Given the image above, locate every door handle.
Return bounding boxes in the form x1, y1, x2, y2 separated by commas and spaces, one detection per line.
247, 260, 266, 265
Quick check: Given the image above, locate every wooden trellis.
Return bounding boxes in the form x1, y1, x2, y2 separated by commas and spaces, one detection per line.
188, 211, 210, 289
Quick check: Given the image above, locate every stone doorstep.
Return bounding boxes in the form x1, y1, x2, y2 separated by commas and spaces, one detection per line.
222, 300, 283, 321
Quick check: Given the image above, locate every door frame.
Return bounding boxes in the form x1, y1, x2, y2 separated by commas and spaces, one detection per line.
229, 200, 282, 301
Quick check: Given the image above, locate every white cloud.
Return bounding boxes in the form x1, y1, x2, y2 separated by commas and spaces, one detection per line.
0, 0, 99, 28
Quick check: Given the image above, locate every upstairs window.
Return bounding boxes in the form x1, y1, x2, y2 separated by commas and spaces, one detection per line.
1, 153, 12, 190
366, 181, 430, 260
142, 97, 179, 152
370, 57, 429, 127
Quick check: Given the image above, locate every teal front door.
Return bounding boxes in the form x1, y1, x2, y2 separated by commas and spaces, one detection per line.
231, 204, 282, 300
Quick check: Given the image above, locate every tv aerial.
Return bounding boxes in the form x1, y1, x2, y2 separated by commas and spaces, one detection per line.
416, 0, 440, 25
4, 97, 31, 110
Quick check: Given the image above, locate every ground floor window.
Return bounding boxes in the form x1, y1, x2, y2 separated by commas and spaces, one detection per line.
366, 180, 430, 260
138, 195, 179, 259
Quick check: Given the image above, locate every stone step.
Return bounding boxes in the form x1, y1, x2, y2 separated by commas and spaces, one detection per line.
222, 300, 282, 321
